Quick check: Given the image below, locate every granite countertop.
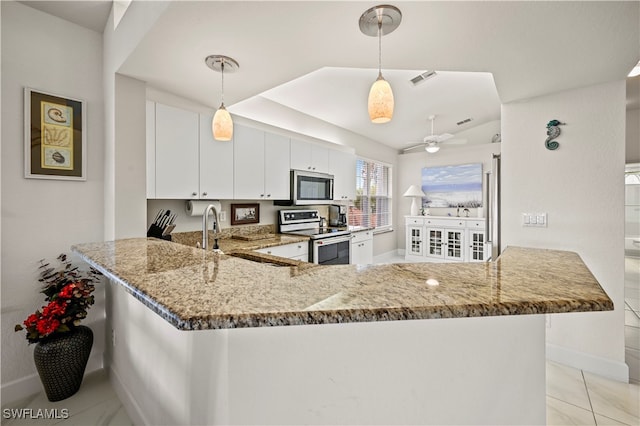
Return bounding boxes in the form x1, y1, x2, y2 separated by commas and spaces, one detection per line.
72, 238, 613, 331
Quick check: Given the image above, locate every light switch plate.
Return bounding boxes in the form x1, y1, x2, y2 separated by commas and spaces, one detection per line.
522, 212, 547, 227
219, 211, 227, 222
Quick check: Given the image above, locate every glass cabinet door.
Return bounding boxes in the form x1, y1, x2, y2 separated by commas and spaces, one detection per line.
468, 230, 485, 262
445, 229, 464, 261
407, 225, 424, 256
428, 228, 444, 257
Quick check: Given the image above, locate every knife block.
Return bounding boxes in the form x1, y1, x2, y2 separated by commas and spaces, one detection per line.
147, 224, 172, 241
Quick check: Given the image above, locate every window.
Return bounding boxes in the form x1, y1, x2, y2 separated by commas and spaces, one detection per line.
349, 158, 392, 231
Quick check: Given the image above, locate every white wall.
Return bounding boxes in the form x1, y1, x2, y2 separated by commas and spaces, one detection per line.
1, 1, 105, 400
627, 108, 639, 164
396, 143, 502, 250
502, 81, 627, 380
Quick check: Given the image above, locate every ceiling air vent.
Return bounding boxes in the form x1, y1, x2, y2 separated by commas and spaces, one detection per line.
410, 70, 437, 86
456, 117, 473, 126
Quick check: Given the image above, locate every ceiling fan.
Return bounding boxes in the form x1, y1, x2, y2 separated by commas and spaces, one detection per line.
402, 115, 465, 153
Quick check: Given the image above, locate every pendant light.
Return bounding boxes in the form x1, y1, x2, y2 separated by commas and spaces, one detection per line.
359, 5, 402, 124
205, 55, 239, 141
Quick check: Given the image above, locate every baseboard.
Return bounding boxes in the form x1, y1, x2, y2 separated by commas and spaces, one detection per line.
546, 343, 630, 382
1, 353, 103, 406
110, 365, 148, 426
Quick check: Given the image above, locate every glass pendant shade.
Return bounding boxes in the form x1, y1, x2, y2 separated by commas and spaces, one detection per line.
212, 104, 233, 141
368, 75, 394, 123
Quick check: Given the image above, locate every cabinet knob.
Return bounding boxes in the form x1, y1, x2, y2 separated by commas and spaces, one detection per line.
260, 194, 264, 198
192, 192, 197, 196
202, 192, 207, 196
267, 194, 271, 198
312, 167, 316, 170
307, 166, 312, 170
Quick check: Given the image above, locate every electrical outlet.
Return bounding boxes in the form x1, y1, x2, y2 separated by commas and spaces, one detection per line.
219, 211, 227, 222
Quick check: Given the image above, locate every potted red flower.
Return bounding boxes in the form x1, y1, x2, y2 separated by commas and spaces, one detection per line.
15, 254, 102, 401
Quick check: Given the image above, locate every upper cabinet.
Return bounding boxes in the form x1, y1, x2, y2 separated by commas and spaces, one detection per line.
234, 124, 290, 200
290, 139, 329, 173
147, 102, 354, 202
329, 149, 356, 201
154, 103, 199, 199
199, 113, 234, 200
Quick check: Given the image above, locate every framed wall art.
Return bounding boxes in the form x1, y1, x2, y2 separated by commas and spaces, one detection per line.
24, 88, 87, 180
231, 203, 260, 225
421, 163, 483, 208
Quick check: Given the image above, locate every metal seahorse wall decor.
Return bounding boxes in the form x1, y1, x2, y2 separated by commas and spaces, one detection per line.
545, 119, 565, 150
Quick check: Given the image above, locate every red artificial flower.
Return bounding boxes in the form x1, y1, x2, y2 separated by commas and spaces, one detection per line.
23, 314, 38, 327
36, 318, 60, 336
59, 283, 76, 299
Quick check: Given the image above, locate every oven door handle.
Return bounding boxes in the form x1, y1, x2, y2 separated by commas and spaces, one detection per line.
314, 235, 352, 245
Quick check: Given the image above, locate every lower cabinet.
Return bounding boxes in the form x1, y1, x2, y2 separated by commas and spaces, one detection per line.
351, 230, 373, 265
256, 242, 309, 262
405, 216, 487, 263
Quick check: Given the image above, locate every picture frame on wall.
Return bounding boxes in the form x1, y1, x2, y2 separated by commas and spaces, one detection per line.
24, 87, 87, 180
231, 203, 260, 225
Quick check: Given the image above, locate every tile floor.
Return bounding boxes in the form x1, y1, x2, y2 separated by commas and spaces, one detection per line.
625, 255, 640, 384
2, 361, 638, 425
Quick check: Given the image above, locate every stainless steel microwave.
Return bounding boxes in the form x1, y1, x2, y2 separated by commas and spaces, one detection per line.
290, 169, 334, 205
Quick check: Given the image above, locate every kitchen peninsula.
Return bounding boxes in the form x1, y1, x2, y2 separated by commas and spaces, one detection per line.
73, 238, 612, 425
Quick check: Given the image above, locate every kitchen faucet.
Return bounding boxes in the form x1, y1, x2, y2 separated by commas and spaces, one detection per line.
202, 204, 220, 251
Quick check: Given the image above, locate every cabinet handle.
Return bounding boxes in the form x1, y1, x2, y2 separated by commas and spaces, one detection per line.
312, 167, 316, 170
192, 192, 197, 197
267, 194, 271, 198
260, 194, 264, 198
202, 192, 207, 196
307, 166, 312, 170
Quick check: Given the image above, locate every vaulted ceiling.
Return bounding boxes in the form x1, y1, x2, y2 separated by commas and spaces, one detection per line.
19, 1, 640, 150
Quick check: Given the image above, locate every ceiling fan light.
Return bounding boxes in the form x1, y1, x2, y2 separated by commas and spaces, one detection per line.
425, 144, 440, 153
368, 75, 394, 123
212, 104, 233, 141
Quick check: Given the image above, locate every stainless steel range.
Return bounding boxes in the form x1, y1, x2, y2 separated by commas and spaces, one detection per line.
278, 209, 351, 265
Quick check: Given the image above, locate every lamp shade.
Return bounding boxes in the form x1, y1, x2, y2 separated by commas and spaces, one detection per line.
368, 76, 394, 123
212, 105, 233, 141
403, 185, 426, 197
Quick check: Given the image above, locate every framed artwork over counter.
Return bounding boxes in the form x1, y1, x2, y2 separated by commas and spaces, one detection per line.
231, 203, 260, 225
24, 88, 86, 180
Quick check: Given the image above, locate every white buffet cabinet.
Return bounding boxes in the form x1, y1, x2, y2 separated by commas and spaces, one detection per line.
405, 216, 487, 263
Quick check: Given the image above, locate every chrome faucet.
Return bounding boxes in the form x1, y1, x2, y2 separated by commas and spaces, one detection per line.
202, 204, 220, 251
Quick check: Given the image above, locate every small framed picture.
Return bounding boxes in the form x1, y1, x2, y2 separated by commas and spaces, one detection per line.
24, 87, 87, 180
231, 203, 260, 225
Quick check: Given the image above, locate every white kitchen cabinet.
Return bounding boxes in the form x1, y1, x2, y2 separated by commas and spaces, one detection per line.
291, 139, 329, 173
405, 216, 486, 263
154, 103, 200, 199
264, 132, 291, 200
234, 125, 265, 199
351, 229, 373, 265
199, 113, 234, 199
234, 125, 290, 200
329, 149, 356, 201
256, 241, 309, 261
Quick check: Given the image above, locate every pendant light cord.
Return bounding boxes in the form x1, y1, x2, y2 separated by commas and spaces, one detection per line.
220, 61, 225, 106
377, 20, 382, 78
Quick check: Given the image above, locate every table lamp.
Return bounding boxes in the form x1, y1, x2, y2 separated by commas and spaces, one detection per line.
403, 185, 426, 216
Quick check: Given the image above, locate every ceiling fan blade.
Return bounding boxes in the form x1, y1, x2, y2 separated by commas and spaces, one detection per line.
402, 143, 426, 152
436, 133, 454, 142
441, 138, 468, 145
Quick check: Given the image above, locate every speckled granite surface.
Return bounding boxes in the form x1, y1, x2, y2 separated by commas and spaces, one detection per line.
171, 230, 309, 252
71, 239, 613, 330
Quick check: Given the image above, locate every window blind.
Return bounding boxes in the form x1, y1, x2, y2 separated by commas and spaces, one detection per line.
350, 158, 392, 230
